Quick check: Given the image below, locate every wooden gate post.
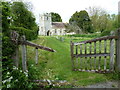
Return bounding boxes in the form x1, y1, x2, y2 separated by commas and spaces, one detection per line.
35, 47, 38, 65
110, 39, 115, 71
70, 41, 74, 70
14, 47, 19, 68
11, 31, 19, 68
116, 29, 120, 72
21, 35, 27, 72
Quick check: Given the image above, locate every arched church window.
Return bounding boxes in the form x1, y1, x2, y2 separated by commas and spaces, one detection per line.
60, 30, 62, 33
55, 29, 57, 33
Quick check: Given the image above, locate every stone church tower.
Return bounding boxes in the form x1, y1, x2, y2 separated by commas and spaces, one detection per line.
39, 13, 52, 36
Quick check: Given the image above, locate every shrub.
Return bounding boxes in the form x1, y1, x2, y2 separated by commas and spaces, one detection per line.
10, 27, 38, 41
101, 30, 111, 36
66, 33, 100, 38
2, 66, 38, 88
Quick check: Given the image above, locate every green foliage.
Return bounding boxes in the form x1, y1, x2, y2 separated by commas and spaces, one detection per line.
67, 33, 100, 38
2, 2, 11, 35
69, 10, 93, 33
11, 2, 38, 31
2, 2, 16, 58
101, 30, 111, 36
2, 66, 37, 88
2, 1, 38, 88
2, 35, 16, 58
87, 7, 119, 33
28, 63, 41, 80
51, 12, 62, 22
105, 72, 119, 80
10, 26, 38, 40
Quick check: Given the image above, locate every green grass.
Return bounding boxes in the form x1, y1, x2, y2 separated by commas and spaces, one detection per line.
26, 36, 118, 87
66, 33, 101, 38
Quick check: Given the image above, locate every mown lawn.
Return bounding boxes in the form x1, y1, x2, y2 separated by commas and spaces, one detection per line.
26, 36, 118, 87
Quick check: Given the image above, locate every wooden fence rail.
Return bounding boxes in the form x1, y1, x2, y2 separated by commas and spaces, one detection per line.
70, 29, 120, 73
11, 31, 56, 72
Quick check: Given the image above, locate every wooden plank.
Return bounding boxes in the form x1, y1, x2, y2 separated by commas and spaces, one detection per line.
76, 45, 78, 68
104, 40, 107, 70
74, 53, 110, 58
74, 42, 85, 45
15, 47, 19, 68
21, 44, 27, 71
94, 42, 96, 70
74, 69, 113, 73
73, 36, 118, 45
116, 29, 120, 72
110, 39, 115, 71
70, 41, 74, 70
21, 36, 27, 72
23, 41, 56, 52
89, 43, 92, 70
84, 43, 87, 70
35, 48, 38, 65
12, 46, 19, 68
98, 41, 101, 70
80, 44, 82, 70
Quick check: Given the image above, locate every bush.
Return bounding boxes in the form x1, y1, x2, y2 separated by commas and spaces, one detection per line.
2, 35, 16, 58
2, 65, 38, 88
101, 30, 111, 36
66, 33, 100, 38
10, 27, 38, 41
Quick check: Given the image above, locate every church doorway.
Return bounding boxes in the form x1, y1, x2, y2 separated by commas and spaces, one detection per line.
47, 30, 50, 36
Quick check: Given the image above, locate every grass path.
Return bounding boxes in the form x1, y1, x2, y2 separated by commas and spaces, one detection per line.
27, 36, 118, 87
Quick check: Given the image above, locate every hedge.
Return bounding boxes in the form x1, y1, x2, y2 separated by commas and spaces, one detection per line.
10, 27, 38, 41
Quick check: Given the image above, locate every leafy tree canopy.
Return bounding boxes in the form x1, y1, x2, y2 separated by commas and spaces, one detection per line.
50, 12, 62, 22
11, 2, 38, 31
69, 10, 93, 33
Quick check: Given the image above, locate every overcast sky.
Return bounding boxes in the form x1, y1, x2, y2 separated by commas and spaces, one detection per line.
25, 0, 119, 23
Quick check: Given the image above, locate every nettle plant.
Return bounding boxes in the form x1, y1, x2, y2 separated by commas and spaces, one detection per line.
2, 66, 36, 88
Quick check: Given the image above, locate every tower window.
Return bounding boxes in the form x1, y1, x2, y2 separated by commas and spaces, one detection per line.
41, 27, 43, 31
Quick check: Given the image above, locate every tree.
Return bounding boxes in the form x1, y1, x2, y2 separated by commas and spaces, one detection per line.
106, 14, 118, 31
2, 2, 11, 35
65, 23, 82, 34
2, 2, 17, 84
11, 2, 38, 31
50, 12, 62, 22
86, 6, 108, 32
69, 10, 93, 33
2, 2, 15, 57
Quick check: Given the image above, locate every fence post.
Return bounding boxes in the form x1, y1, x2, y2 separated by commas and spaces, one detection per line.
14, 47, 19, 68
12, 47, 19, 68
21, 35, 27, 72
116, 29, 120, 72
11, 31, 19, 68
110, 39, 115, 71
35, 48, 38, 64
70, 41, 74, 70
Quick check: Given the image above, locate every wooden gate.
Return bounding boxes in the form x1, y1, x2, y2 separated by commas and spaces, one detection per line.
11, 31, 56, 72
70, 29, 120, 73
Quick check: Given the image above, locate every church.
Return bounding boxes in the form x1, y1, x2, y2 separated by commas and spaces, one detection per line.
38, 13, 67, 36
